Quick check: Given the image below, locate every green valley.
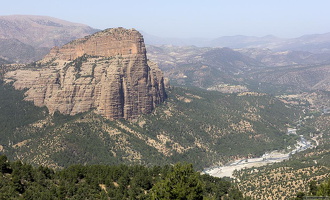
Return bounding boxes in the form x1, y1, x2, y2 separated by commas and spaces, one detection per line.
0, 80, 300, 170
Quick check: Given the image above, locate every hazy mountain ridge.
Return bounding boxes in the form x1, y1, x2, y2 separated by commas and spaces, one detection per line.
143, 32, 282, 48
238, 48, 330, 66
0, 15, 98, 48
0, 57, 10, 65
147, 45, 263, 88
144, 32, 330, 53
280, 32, 330, 53
247, 64, 330, 92
0, 38, 49, 63
2, 14, 330, 64
0, 15, 99, 63
147, 45, 330, 92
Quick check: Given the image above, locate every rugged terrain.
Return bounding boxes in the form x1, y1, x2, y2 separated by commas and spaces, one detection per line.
1, 15, 330, 199
233, 112, 330, 200
5, 28, 166, 120
146, 45, 262, 89
147, 45, 330, 93
144, 44, 330, 199
1, 27, 302, 170
0, 81, 300, 169
0, 19, 319, 171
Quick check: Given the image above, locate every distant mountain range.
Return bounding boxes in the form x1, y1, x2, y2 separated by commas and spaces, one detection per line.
1, 15, 330, 94
146, 45, 330, 93
1, 15, 330, 64
143, 32, 330, 54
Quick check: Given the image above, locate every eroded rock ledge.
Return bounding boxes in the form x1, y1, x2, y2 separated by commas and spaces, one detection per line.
5, 28, 167, 120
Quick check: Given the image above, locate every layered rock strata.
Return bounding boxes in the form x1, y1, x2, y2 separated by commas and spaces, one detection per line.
5, 28, 166, 120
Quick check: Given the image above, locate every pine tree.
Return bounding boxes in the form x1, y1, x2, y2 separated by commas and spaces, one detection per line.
150, 163, 203, 200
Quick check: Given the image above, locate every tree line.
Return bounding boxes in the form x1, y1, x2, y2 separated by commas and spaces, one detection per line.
0, 155, 251, 200
294, 179, 330, 200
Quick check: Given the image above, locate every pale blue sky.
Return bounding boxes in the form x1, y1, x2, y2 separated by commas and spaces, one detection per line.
1, 0, 330, 38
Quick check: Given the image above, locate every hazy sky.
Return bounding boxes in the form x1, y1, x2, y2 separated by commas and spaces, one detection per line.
1, 0, 330, 38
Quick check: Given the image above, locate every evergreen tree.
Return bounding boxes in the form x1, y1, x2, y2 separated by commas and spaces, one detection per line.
150, 163, 203, 200
309, 180, 317, 196
316, 179, 330, 197
0, 155, 11, 173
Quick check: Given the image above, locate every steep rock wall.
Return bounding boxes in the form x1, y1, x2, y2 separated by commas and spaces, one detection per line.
5, 28, 166, 120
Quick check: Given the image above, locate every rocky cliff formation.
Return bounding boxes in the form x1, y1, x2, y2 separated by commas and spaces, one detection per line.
5, 28, 166, 120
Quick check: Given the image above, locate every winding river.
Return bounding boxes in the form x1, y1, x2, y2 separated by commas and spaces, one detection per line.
203, 135, 313, 178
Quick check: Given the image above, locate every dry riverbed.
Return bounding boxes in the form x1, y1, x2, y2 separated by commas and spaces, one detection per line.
203, 136, 313, 178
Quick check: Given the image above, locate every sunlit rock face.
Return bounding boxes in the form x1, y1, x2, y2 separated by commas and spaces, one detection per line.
5, 28, 167, 120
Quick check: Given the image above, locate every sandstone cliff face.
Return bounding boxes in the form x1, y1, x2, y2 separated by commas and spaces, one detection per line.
5, 28, 166, 120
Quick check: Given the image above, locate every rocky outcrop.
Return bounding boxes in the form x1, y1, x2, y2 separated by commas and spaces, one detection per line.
5, 28, 166, 120
43, 28, 145, 61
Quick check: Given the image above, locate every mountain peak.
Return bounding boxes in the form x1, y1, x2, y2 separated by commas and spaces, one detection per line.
5, 28, 167, 120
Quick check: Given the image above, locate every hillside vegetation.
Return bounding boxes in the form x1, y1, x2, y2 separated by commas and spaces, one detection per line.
0, 79, 301, 170
147, 45, 330, 94
0, 156, 250, 199
233, 113, 330, 199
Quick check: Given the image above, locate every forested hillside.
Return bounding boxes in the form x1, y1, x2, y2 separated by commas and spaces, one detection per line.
233, 112, 330, 199
0, 156, 251, 199
0, 80, 301, 170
